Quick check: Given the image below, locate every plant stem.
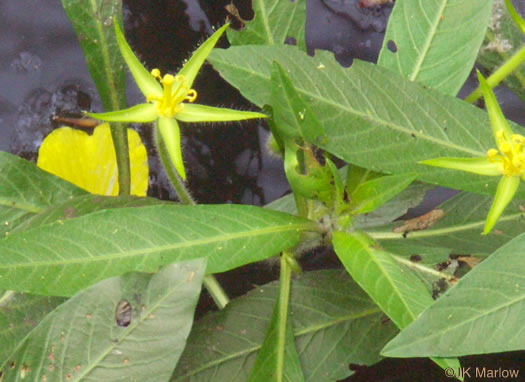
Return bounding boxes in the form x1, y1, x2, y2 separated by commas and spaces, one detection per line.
203, 275, 229, 309
110, 122, 131, 195
153, 123, 230, 308
465, 45, 525, 103
277, 251, 294, 379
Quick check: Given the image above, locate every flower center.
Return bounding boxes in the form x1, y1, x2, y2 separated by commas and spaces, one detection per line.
146, 69, 197, 118
487, 130, 525, 176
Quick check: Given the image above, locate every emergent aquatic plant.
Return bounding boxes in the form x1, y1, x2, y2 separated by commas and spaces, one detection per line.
1, 0, 524, 381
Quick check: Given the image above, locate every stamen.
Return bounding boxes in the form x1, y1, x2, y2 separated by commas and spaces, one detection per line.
186, 89, 197, 102
151, 68, 161, 79
146, 70, 198, 117
487, 148, 499, 160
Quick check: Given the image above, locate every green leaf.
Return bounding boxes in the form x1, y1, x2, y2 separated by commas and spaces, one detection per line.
373, 191, 525, 255
353, 182, 431, 229
0, 204, 316, 296
208, 45, 525, 197
379, 242, 452, 266
248, 308, 303, 382
61, 0, 126, 112
378, 0, 493, 96
345, 165, 381, 196
172, 270, 398, 382
12, 194, 168, 234
333, 232, 433, 329
61, 3, 131, 193
248, 254, 304, 382
0, 292, 66, 362
382, 232, 525, 357
0, 151, 87, 237
283, 140, 332, 202
332, 231, 460, 376
349, 173, 417, 214
227, 0, 306, 49
270, 61, 322, 140
0, 260, 205, 381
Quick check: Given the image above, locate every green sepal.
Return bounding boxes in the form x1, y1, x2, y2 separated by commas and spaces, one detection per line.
505, 0, 525, 34
87, 103, 158, 123
114, 19, 162, 98
158, 117, 185, 180
349, 173, 417, 215
179, 24, 229, 88
177, 104, 266, 123
477, 70, 515, 144
420, 156, 501, 176
484, 175, 520, 234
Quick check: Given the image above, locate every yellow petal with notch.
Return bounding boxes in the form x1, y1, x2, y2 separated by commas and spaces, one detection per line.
37, 124, 148, 196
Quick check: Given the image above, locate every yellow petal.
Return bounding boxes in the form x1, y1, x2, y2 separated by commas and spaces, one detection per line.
37, 124, 148, 196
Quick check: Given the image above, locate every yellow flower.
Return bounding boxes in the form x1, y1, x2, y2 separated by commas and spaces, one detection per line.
87, 21, 266, 180
37, 124, 148, 196
421, 71, 525, 234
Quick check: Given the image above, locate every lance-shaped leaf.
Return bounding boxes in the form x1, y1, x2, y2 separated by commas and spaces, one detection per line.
227, 0, 306, 50
382, 232, 525, 357
0, 260, 205, 382
208, 45, 525, 198
12, 194, 167, 234
378, 0, 493, 96
172, 270, 398, 381
349, 173, 417, 214
61, 0, 126, 111
0, 151, 87, 237
271, 61, 323, 140
332, 231, 460, 376
0, 292, 66, 362
372, 190, 525, 255
0, 204, 316, 296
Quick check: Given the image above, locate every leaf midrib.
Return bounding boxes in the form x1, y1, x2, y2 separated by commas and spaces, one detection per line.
408, 0, 448, 83
173, 306, 382, 380
210, 50, 484, 157
0, 222, 315, 269
384, 286, 525, 355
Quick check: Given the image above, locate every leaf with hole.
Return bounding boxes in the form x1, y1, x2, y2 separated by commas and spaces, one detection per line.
227, 0, 306, 49
208, 45, 525, 197
0, 260, 205, 382
0, 293, 66, 362
332, 231, 460, 375
378, 0, 493, 96
382, 232, 525, 357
